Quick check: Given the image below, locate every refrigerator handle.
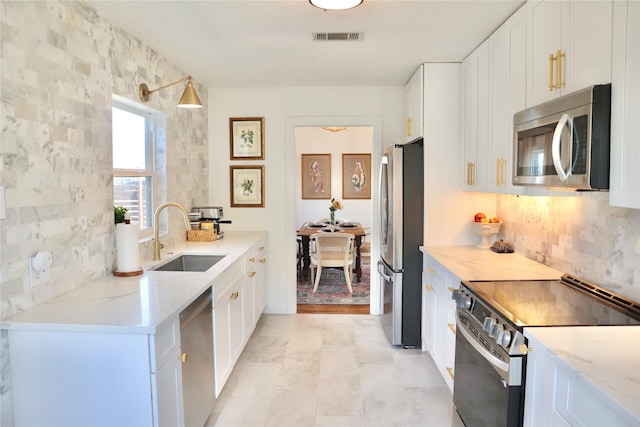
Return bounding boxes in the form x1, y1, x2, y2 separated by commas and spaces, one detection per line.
377, 260, 393, 282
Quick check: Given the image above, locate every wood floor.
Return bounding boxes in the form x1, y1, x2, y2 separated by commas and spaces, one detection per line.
297, 304, 369, 314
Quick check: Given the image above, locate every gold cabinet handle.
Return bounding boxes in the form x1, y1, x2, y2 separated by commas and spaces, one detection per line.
496, 158, 501, 186
447, 323, 456, 335
520, 344, 533, 355
501, 158, 507, 186
448, 286, 454, 293
446, 367, 455, 380
249, 257, 256, 263
248, 271, 257, 278
258, 246, 265, 251
549, 52, 556, 90
557, 50, 565, 88
466, 162, 472, 185
230, 292, 239, 300
425, 284, 434, 291
428, 268, 436, 275
259, 258, 266, 264
179, 352, 188, 363
407, 117, 412, 137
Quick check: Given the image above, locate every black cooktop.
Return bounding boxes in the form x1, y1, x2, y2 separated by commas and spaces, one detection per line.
463, 275, 640, 328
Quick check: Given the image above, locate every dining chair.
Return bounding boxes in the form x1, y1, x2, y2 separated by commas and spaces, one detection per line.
309, 233, 355, 293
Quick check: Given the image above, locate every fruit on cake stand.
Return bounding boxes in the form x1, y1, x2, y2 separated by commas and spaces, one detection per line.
472, 213, 502, 249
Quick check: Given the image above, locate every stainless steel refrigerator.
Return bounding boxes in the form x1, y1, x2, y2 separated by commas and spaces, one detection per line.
378, 140, 424, 347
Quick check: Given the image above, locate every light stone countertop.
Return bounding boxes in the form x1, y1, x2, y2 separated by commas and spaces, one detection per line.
0, 231, 267, 334
524, 326, 640, 423
421, 245, 562, 281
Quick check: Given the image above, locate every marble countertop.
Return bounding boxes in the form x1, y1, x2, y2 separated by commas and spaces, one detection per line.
0, 231, 267, 335
421, 246, 562, 281
524, 326, 640, 423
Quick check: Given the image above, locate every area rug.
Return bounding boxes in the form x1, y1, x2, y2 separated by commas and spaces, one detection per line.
297, 257, 370, 305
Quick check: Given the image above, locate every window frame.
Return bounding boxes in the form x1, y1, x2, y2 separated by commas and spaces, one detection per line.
112, 97, 162, 240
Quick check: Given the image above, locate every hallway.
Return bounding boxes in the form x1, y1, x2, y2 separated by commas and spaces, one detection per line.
207, 314, 453, 427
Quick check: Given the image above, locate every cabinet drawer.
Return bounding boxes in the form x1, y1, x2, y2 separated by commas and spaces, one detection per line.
212, 260, 242, 305
245, 240, 267, 273
150, 316, 180, 372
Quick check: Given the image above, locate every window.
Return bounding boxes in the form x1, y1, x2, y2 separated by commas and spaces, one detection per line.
112, 98, 165, 238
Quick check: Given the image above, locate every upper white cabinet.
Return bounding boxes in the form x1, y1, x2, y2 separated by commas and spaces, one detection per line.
462, 40, 489, 191
610, 0, 640, 209
487, 5, 526, 195
404, 65, 424, 143
526, 0, 613, 107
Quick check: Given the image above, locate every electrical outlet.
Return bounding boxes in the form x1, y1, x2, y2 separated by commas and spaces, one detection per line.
29, 257, 51, 287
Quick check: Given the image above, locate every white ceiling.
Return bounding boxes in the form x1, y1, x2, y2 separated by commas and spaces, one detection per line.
87, 0, 525, 88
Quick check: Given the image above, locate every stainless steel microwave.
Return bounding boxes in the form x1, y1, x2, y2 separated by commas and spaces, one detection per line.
513, 84, 611, 190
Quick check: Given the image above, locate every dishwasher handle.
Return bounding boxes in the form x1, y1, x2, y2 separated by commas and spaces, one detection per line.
180, 288, 212, 330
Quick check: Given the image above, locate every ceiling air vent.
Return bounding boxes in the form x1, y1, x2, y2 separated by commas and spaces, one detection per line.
312, 32, 362, 41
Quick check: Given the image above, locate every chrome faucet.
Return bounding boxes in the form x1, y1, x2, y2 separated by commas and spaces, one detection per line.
153, 202, 191, 260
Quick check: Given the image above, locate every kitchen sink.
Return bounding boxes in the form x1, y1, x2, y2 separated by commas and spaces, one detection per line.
153, 254, 226, 272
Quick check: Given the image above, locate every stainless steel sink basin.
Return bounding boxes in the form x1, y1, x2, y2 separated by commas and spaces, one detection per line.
153, 255, 226, 272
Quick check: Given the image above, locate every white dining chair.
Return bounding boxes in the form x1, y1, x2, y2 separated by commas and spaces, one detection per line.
309, 233, 355, 293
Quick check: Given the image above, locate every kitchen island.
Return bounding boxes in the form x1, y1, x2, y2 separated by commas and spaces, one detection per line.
1, 231, 267, 427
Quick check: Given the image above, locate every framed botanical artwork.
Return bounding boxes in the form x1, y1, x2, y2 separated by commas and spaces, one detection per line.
229, 117, 265, 160
301, 154, 331, 200
342, 153, 371, 199
230, 165, 265, 207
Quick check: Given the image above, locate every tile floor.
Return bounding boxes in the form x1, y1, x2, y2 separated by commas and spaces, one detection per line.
206, 314, 454, 427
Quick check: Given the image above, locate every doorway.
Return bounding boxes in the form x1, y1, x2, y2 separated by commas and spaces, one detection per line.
287, 119, 381, 315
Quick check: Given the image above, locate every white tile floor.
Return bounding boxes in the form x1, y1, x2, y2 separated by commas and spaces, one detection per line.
206, 314, 454, 427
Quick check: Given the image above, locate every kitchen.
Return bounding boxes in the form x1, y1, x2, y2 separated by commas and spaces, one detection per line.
1, 0, 639, 426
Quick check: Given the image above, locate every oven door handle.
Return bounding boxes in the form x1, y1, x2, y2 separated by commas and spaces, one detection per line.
456, 317, 509, 374
551, 113, 572, 182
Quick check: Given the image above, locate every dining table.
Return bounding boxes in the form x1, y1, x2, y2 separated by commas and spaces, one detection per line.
297, 221, 367, 282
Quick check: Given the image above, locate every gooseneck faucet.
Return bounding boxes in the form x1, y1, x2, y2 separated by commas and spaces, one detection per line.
153, 202, 191, 260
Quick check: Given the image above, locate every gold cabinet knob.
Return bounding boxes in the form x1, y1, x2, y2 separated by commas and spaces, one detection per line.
249, 257, 256, 263
258, 246, 265, 251
425, 284, 434, 291
519, 344, 533, 355
248, 271, 256, 278
179, 352, 188, 363
447, 323, 456, 335
260, 258, 266, 264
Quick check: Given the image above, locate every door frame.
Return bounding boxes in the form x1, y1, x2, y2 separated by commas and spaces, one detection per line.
285, 116, 383, 315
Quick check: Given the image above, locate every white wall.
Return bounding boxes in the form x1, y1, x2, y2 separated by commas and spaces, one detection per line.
295, 126, 373, 230
208, 87, 403, 314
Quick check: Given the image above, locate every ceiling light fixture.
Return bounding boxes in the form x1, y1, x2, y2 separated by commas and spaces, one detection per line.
138, 76, 202, 109
321, 126, 347, 132
309, 0, 363, 11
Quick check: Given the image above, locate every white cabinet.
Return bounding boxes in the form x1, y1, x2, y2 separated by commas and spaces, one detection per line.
9, 318, 183, 427
610, 0, 640, 209
244, 239, 267, 337
422, 253, 459, 393
487, 5, 526, 195
212, 259, 244, 397
524, 330, 638, 427
526, 0, 613, 107
404, 65, 424, 143
462, 40, 489, 191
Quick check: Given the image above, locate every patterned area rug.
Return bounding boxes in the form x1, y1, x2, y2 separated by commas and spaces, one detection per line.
297, 257, 370, 305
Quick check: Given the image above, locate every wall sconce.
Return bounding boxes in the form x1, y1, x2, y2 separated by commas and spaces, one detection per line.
138, 76, 202, 109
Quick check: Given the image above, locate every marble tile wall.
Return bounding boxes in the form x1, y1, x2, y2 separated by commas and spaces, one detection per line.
0, 2, 208, 423
498, 193, 640, 302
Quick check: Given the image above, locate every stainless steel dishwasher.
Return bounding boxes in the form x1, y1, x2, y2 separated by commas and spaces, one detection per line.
180, 288, 215, 427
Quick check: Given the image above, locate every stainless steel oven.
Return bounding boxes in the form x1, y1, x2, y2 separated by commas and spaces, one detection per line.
452, 275, 640, 427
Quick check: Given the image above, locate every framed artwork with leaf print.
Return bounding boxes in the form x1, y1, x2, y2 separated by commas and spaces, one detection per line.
229, 117, 265, 160
230, 165, 265, 207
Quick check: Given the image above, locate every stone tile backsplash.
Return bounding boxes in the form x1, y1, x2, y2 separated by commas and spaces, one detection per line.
498, 192, 640, 302
1, 2, 208, 422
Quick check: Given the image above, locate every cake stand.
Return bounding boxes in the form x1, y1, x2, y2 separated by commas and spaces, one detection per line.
471, 221, 502, 249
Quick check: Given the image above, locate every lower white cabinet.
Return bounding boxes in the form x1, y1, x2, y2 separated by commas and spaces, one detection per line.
422, 252, 459, 393
8, 317, 183, 427
212, 239, 267, 397
524, 330, 637, 427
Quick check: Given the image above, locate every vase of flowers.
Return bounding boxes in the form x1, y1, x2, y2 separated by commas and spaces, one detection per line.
329, 198, 343, 228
